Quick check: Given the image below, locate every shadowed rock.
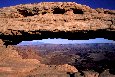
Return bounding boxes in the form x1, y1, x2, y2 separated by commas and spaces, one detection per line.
0, 2, 115, 77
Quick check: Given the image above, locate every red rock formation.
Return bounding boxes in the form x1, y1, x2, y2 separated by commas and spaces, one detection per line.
56, 64, 78, 73
83, 71, 99, 77
0, 39, 78, 77
0, 2, 114, 36
0, 2, 115, 77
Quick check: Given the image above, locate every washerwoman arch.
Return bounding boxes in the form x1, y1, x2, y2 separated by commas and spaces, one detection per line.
0, 2, 115, 45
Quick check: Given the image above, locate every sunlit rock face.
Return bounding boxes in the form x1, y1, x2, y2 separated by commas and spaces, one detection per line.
0, 37, 78, 77
0, 2, 115, 45
0, 39, 4, 46
0, 39, 41, 77
0, 2, 115, 77
0, 40, 78, 77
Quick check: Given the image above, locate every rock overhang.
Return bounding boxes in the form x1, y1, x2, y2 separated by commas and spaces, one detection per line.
0, 2, 115, 45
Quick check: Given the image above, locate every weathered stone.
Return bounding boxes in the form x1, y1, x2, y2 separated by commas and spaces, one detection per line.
56, 64, 78, 73
0, 42, 78, 77
99, 69, 115, 77
0, 2, 115, 34
82, 70, 99, 77
0, 2, 115, 44
0, 39, 4, 46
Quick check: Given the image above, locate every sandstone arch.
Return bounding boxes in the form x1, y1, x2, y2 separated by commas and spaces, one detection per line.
0, 2, 115, 77
0, 2, 115, 45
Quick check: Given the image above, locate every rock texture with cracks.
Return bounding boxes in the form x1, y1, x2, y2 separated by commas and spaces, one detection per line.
0, 39, 78, 77
0, 2, 115, 77
0, 2, 115, 44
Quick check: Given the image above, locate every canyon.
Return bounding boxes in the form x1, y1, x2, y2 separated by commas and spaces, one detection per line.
0, 2, 115, 77
0, 2, 115, 45
15, 43, 115, 77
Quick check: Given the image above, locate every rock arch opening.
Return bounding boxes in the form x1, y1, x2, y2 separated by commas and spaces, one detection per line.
18, 38, 115, 45
1, 30, 115, 46
0, 2, 115, 77
15, 38, 115, 76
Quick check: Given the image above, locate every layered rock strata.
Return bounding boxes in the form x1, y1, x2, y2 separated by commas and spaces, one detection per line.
0, 39, 78, 77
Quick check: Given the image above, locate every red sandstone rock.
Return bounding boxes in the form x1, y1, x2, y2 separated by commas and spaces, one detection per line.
0, 2, 114, 35
83, 71, 99, 77
0, 40, 78, 77
0, 2, 115, 77
0, 39, 4, 46
56, 64, 78, 73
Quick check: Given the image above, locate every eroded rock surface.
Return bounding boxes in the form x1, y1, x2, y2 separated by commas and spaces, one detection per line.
0, 2, 115, 77
82, 71, 99, 77
0, 40, 40, 77
0, 40, 78, 77
0, 2, 115, 43
99, 69, 115, 77
0, 2, 115, 33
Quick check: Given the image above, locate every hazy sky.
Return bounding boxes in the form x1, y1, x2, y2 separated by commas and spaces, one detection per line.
0, 0, 115, 10
37, 38, 115, 44
18, 38, 115, 45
